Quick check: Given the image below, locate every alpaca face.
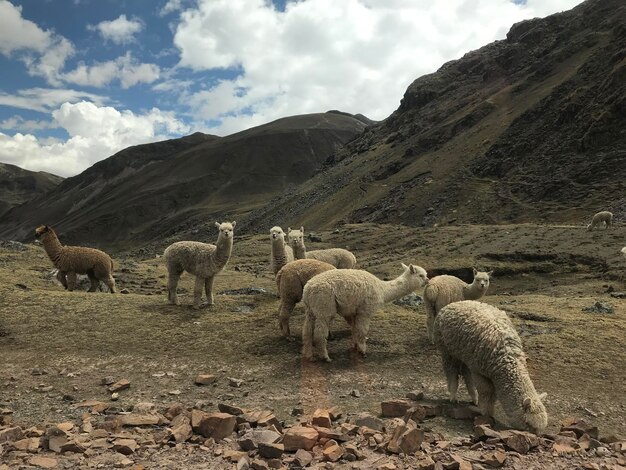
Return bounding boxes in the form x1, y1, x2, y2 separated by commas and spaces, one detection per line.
270, 226, 285, 241
287, 228, 303, 247
522, 393, 548, 434
472, 269, 492, 291
401, 263, 429, 287
216, 221, 236, 239
35, 225, 50, 239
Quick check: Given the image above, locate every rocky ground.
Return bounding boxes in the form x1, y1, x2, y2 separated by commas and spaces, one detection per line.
1, 223, 625, 469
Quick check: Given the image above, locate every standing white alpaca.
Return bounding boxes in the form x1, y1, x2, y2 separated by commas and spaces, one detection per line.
586, 211, 613, 231
269, 226, 294, 276
302, 263, 429, 362
164, 221, 235, 309
288, 226, 356, 269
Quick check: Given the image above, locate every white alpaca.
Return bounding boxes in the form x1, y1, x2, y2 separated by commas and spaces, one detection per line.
435, 300, 548, 434
586, 211, 613, 231
288, 226, 356, 269
270, 226, 294, 276
164, 221, 235, 309
302, 263, 428, 362
423, 268, 492, 343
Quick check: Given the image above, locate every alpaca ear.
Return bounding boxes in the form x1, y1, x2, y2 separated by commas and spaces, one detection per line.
215, 222, 220, 228
538, 392, 547, 401
44, 225, 50, 231
409, 264, 418, 274
401, 262, 408, 270
473, 267, 478, 276
231, 221, 236, 227
487, 270, 494, 277
523, 397, 532, 410
300, 226, 304, 233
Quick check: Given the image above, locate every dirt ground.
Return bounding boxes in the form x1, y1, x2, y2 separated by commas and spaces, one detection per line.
1, 222, 625, 467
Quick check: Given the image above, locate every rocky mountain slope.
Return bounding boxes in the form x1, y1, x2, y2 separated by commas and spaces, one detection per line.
0, 112, 367, 247
0, 163, 63, 216
242, 0, 626, 232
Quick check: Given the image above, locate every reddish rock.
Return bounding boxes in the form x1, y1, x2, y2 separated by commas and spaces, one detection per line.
251, 459, 269, 470
119, 413, 160, 426
224, 449, 247, 462
381, 399, 412, 418
355, 413, 384, 431
219, 403, 245, 416
502, 430, 539, 454
328, 406, 343, 421
0, 426, 23, 443
169, 415, 192, 443
417, 457, 436, 470
377, 463, 397, 470
553, 435, 579, 454
59, 440, 86, 453
194, 374, 217, 385
294, 448, 313, 466
112, 438, 137, 455
416, 403, 442, 417
312, 409, 332, 428
481, 450, 507, 467
47, 435, 68, 453
191, 409, 207, 430
283, 426, 319, 451
323, 443, 344, 461
313, 425, 348, 441
474, 425, 502, 441
28, 456, 58, 469
404, 406, 427, 423
164, 403, 185, 420
197, 412, 237, 440
258, 442, 284, 459
561, 417, 599, 439
108, 379, 130, 393
387, 424, 424, 454
13, 437, 41, 452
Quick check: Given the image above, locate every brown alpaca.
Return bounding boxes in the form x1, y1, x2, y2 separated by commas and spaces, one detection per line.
35, 225, 116, 293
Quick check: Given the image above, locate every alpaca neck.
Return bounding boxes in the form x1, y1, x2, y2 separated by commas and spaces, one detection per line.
42, 231, 64, 263
293, 241, 306, 259
494, 358, 537, 419
463, 281, 485, 300
272, 238, 287, 256
214, 235, 233, 267
381, 273, 414, 303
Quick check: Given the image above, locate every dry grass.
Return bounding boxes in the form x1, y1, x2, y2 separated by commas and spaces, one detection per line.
1, 223, 625, 438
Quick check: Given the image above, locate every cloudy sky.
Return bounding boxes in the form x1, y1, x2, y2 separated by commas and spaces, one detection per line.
0, 0, 582, 177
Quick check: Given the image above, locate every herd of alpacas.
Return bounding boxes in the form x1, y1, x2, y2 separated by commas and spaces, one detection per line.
32, 210, 622, 435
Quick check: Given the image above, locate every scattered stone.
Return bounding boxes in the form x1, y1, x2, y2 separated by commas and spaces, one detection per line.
169, 415, 193, 443
229, 378, 244, 387
250, 459, 270, 470
112, 438, 138, 455
482, 450, 507, 467
552, 436, 579, 454
406, 391, 424, 401
416, 456, 436, 470
28, 456, 58, 469
328, 406, 343, 421
195, 374, 217, 386
237, 429, 281, 451
197, 412, 237, 440
561, 417, 599, 439
108, 379, 131, 393
474, 425, 502, 440
387, 424, 424, 454
502, 430, 539, 454
220, 287, 268, 295
218, 403, 244, 415
350, 389, 361, 398
582, 301, 614, 314
13, 437, 40, 452
355, 413, 384, 431
0, 426, 22, 443
294, 448, 314, 466
381, 399, 412, 418
393, 292, 423, 309
283, 426, 319, 451
224, 449, 248, 462
291, 407, 304, 416
404, 406, 427, 423
119, 413, 160, 426
237, 456, 250, 470
312, 409, 332, 428
323, 442, 344, 461
258, 442, 284, 459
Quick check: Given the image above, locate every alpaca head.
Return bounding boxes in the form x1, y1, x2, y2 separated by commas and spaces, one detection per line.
521, 392, 548, 434
215, 221, 236, 239
35, 225, 53, 240
287, 226, 304, 247
270, 226, 286, 242
471, 268, 492, 292
400, 263, 429, 288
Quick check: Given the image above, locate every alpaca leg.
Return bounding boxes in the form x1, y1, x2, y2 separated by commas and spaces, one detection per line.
314, 319, 332, 363
66, 272, 77, 292
56, 270, 68, 290
278, 298, 296, 338
426, 306, 436, 344
473, 372, 496, 418
87, 271, 99, 292
204, 276, 215, 305
441, 353, 461, 402
105, 275, 117, 293
193, 276, 205, 309
462, 365, 478, 404
302, 309, 315, 361
167, 270, 182, 305
352, 311, 372, 357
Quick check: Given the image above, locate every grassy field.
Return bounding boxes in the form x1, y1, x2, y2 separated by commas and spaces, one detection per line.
1, 222, 625, 439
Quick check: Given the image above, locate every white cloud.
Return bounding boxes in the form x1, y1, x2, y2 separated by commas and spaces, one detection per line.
172, 0, 583, 135
0, 115, 57, 132
87, 14, 143, 44
0, 0, 50, 55
159, 0, 185, 17
62, 52, 160, 89
0, 88, 108, 112
0, 101, 190, 176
